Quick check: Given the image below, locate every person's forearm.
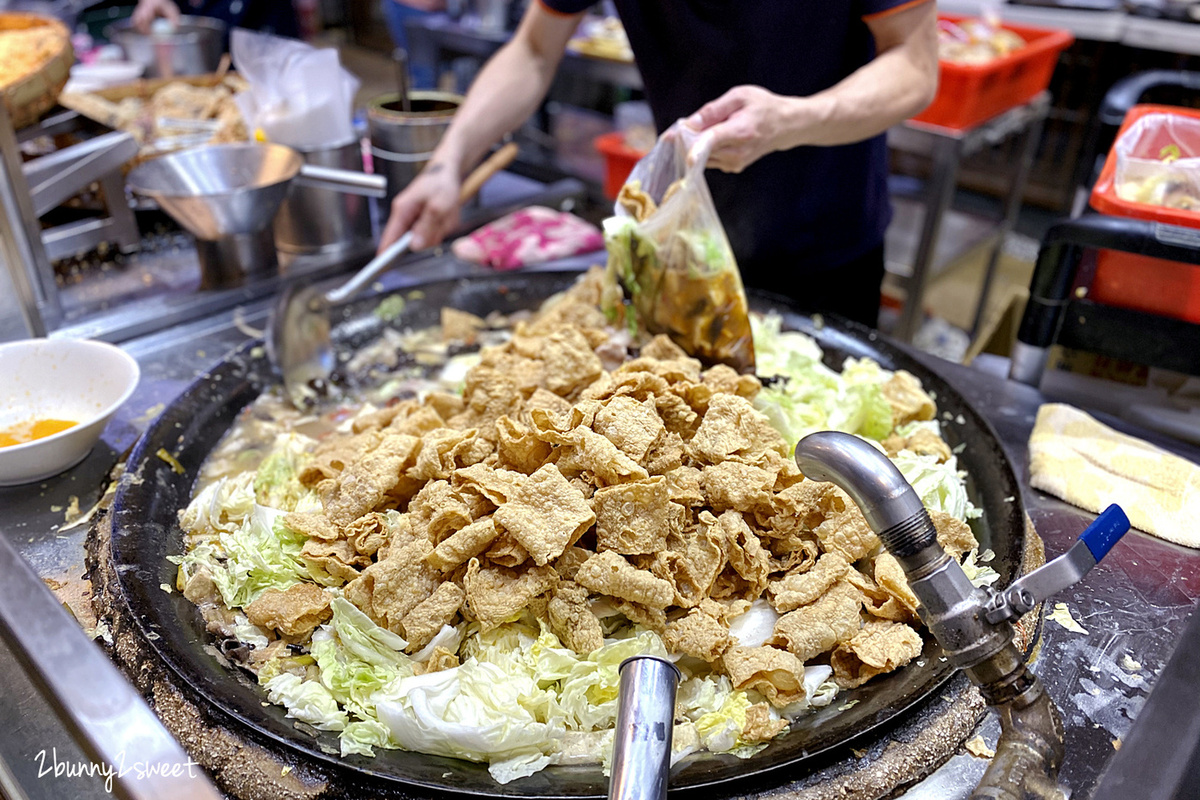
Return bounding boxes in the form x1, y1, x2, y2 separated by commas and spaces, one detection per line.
430, 34, 564, 177
780, 9, 938, 148
786, 51, 935, 147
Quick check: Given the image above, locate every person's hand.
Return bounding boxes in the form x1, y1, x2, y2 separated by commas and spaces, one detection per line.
378, 162, 462, 254
685, 85, 800, 174
132, 0, 182, 34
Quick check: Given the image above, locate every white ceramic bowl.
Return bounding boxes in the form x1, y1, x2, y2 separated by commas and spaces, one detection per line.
0, 339, 140, 486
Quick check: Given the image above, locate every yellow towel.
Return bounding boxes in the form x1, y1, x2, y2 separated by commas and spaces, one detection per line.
1028, 403, 1200, 548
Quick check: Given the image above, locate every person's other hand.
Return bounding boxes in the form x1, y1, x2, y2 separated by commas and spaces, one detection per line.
685, 85, 798, 174
378, 162, 462, 254
132, 0, 182, 34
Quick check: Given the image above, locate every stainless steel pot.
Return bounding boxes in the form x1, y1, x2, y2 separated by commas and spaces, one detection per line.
368, 91, 462, 206
274, 139, 373, 256
107, 16, 225, 79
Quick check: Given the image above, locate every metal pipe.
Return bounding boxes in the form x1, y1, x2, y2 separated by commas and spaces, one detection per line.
794, 431, 1069, 800
794, 433, 939, 572
0, 100, 54, 336
608, 656, 680, 800
971, 679, 1067, 800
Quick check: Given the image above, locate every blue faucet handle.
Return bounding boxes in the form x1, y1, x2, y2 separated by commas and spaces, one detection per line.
984, 504, 1132, 624
1079, 504, 1131, 562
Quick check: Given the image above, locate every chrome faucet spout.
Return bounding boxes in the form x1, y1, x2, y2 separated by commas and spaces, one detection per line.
793, 431, 1103, 800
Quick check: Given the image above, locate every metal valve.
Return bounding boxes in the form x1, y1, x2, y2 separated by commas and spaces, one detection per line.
792, 431, 1133, 800
984, 505, 1130, 625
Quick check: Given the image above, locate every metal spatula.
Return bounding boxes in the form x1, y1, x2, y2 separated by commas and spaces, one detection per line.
268, 142, 518, 407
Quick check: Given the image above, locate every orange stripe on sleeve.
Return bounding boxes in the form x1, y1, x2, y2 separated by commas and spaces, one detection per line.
862, 0, 932, 22
535, 0, 587, 18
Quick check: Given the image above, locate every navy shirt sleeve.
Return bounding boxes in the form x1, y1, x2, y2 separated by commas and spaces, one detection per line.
861, 0, 932, 21
537, 0, 595, 14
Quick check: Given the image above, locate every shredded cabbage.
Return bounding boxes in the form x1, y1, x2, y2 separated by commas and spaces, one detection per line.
313, 598, 413, 723
179, 472, 255, 537
962, 548, 1001, 588
374, 657, 563, 784
253, 432, 319, 511
341, 719, 394, 758
175, 504, 341, 609
751, 314, 895, 449
264, 673, 348, 731
890, 451, 981, 522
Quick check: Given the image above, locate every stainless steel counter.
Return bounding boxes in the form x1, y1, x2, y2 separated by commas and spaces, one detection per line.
0, 261, 1197, 799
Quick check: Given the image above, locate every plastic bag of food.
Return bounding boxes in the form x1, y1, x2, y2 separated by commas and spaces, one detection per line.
601, 121, 755, 373
1114, 112, 1200, 212
230, 28, 359, 149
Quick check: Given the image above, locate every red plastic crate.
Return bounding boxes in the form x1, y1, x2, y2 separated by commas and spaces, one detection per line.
594, 131, 647, 201
1089, 104, 1200, 323
913, 14, 1073, 130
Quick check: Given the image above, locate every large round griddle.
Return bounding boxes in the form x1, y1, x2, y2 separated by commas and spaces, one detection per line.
109, 272, 1026, 799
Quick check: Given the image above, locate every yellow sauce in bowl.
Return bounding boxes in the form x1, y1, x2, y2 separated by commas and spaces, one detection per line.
0, 419, 77, 448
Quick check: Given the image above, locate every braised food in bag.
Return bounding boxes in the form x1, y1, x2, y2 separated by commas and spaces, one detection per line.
602, 121, 756, 373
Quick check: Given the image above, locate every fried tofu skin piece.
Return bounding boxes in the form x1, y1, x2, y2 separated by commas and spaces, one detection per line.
492, 464, 595, 566
702, 461, 776, 517
723, 645, 807, 708
245, 583, 331, 637
441, 307, 486, 344
689, 395, 788, 466
344, 537, 441, 635
663, 608, 732, 663
831, 620, 923, 689
769, 582, 862, 663
874, 553, 921, 616
321, 434, 421, 526
932, 509, 978, 558
463, 558, 557, 631
742, 703, 789, 742
707, 510, 771, 601
548, 581, 604, 656
882, 370, 936, 428
813, 489, 881, 562
592, 477, 673, 555
428, 516, 501, 572
400, 581, 465, 653
283, 511, 340, 541
768, 553, 851, 613
592, 395, 664, 463
301, 537, 369, 584
575, 550, 674, 609
543, 328, 604, 397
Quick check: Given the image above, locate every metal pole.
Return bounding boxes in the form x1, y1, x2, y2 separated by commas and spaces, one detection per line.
969, 104, 1048, 338
608, 656, 680, 800
895, 134, 963, 342
0, 102, 55, 336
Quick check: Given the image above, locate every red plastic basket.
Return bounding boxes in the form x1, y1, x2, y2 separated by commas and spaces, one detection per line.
1088, 104, 1200, 323
912, 14, 1073, 130
594, 131, 647, 201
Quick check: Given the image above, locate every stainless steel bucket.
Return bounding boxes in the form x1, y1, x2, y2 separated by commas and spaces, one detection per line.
107, 16, 226, 79
274, 139, 373, 255
368, 91, 462, 207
